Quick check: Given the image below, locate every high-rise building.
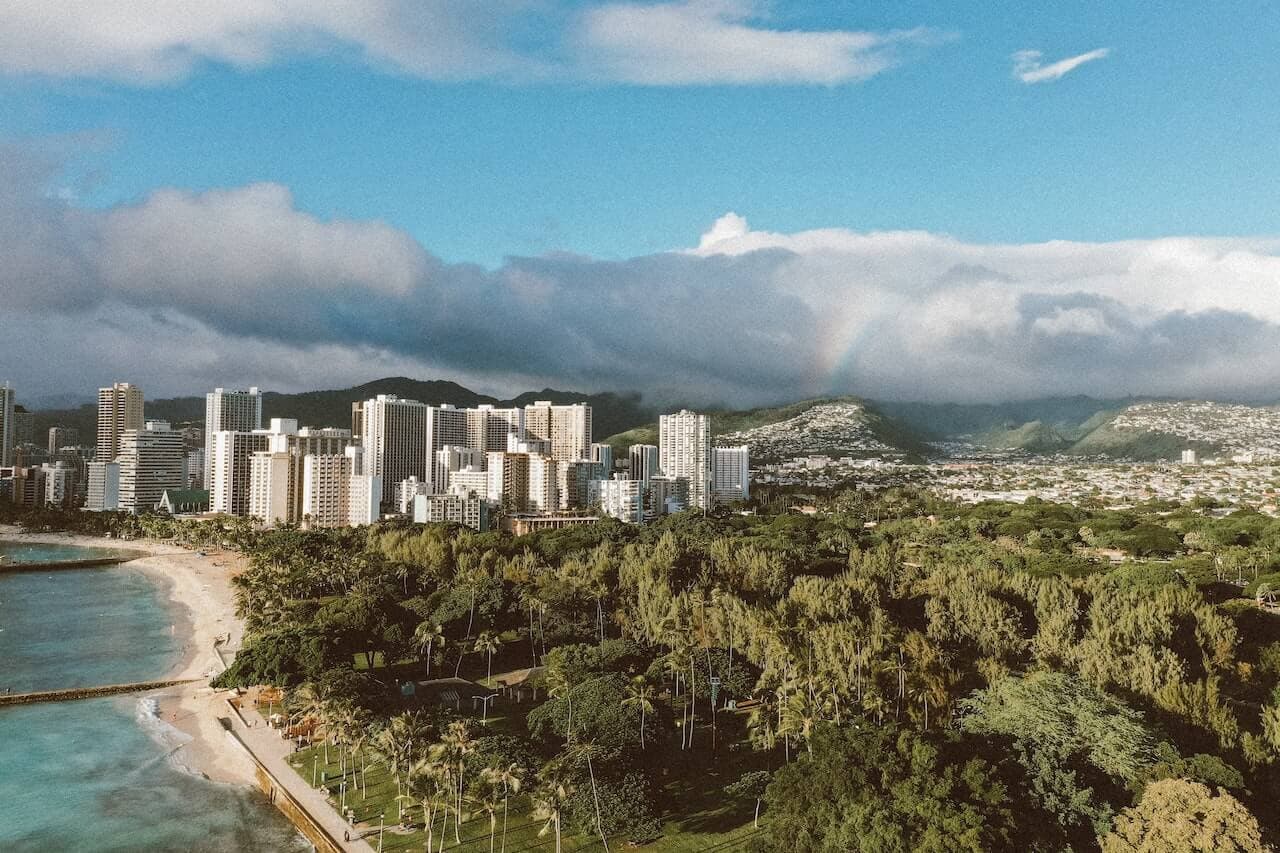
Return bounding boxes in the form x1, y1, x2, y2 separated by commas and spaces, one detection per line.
86, 460, 120, 511
590, 476, 644, 523
301, 453, 351, 528
210, 430, 271, 516
712, 445, 750, 506
12, 406, 33, 447
360, 395, 428, 504
527, 455, 558, 512
628, 444, 659, 484
96, 382, 144, 462
3, 465, 47, 507
48, 426, 79, 455
524, 401, 592, 461
423, 405, 468, 491
0, 383, 14, 467
433, 445, 484, 495
556, 459, 596, 511
469, 405, 524, 452
248, 451, 293, 526
659, 410, 713, 511
486, 451, 531, 514
300, 448, 381, 528
204, 387, 262, 489
42, 461, 78, 508
590, 443, 614, 477
117, 421, 186, 513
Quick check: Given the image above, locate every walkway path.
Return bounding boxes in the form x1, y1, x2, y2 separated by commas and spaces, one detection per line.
227, 698, 376, 852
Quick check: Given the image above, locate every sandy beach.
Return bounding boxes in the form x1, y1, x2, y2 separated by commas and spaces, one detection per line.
0, 526, 258, 786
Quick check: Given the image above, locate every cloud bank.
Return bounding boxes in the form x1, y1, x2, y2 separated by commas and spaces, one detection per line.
4, 148, 1280, 406
1012, 48, 1110, 84
0, 1, 939, 86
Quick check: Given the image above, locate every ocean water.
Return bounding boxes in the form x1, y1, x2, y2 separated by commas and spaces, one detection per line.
0, 540, 309, 851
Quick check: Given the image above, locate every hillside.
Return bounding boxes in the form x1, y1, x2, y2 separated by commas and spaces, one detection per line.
603, 397, 933, 462
875, 395, 1136, 440
972, 420, 1073, 454
1065, 401, 1280, 461
31, 377, 654, 445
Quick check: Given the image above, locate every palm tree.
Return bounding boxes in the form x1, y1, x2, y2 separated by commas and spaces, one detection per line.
475, 630, 502, 683
480, 763, 525, 853
430, 720, 474, 844
478, 788, 502, 853
414, 621, 446, 679
621, 676, 657, 749
371, 712, 430, 820
531, 762, 574, 853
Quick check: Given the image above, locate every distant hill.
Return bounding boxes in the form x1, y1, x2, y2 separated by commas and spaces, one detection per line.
972, 420, 1074, 454
1064, 401, 1280, 461
875, 396, 1139, 441
603, 397, 933, 462
31, 377, 655, 447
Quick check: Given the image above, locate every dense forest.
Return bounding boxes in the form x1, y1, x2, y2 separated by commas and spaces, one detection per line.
7, 492, 1280, 851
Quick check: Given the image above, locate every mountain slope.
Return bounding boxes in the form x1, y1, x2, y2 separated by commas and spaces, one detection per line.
603, 397, 932, 461
31, 377, 654, 445
1066, 401, 1280, 460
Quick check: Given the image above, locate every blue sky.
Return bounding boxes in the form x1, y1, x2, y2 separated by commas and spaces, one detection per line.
2, 2, 1280, 403
4, 1, 1277, 263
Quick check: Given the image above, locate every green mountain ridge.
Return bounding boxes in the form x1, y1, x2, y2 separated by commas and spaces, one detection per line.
31, 377, 654, 445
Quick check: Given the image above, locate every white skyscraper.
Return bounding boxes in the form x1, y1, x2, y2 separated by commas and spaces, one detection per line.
117, 421, 186, 513
659, 410, 713, 511
468, 405, 525, 452
361, 395, 428, 504
204, 387, 263, 489
524, 401, 592, 461
210, 430, 271, 516
0, 383, 14, 467
97, 382, 144, 462
248, 451, 293, 525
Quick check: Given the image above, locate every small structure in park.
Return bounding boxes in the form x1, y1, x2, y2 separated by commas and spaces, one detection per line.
415, 677, 489, 711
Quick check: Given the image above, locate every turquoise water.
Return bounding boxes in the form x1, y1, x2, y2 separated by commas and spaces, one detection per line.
0, 540, 308, 851
0, 538, 140, 565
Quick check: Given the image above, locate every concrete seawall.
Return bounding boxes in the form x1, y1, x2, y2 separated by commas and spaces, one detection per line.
221, 698, 364, 852
0, 678, 201, 707
0, 556, 139, 573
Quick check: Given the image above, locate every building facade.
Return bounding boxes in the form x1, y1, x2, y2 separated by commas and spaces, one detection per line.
204, 387, 263, 489
360, 395, 428, 505
96, 382, 144, 462
712, 445, 750, 505
659, 410, 713, 511
117, 421, 186, 513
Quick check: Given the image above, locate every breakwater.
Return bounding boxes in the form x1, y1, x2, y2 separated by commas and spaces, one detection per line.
0, 678, 200, 706
0, 555, 138, 573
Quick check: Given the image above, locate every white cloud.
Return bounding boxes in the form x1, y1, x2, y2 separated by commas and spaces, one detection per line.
698, 211, 751, 250
1012, 48, 1110, 84
0, 0, 943, 87
575, 0, 942, 84
0, 0, 542, 83
6, 145, 1280, 404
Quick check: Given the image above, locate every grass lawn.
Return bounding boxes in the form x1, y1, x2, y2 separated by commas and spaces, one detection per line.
285, 742, 763, 852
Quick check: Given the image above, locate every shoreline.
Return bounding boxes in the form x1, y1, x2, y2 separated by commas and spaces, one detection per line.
0, 526, 258, 786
